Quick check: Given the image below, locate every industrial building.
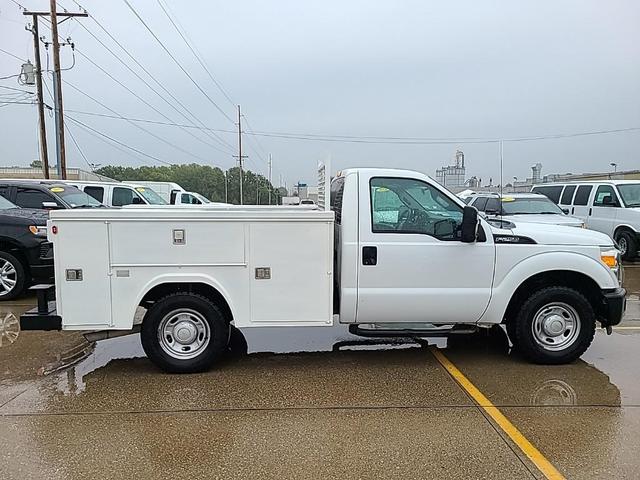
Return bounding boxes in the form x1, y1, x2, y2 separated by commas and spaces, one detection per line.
435, 150, 466, 188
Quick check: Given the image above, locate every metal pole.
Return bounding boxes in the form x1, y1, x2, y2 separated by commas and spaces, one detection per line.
237, 105, 243, 205
30, 15, 49, 179
49, 0, 67, 179
268, 153, 272, 205
224, 170, 228, 203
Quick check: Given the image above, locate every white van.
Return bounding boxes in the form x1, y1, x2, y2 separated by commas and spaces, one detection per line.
532, 180, 640, 260
67, 181, 167, 207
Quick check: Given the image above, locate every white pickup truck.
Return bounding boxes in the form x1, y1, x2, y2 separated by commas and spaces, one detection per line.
21, 168, 626, 373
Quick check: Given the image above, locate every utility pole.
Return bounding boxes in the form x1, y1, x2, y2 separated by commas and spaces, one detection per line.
24, 7, 87, 180
224, 170, 228, 203
232, 105, 248, 205
268, 153, 272, 205
26, 15, 49, 178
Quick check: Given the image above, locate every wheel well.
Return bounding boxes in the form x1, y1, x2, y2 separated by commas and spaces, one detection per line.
613, 225, 635, 240
503, 270, 602, 324
0, 241, 29, 274
139, 282, 233, 323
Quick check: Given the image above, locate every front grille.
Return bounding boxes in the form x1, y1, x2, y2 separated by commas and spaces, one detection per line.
39, 242, 53, 259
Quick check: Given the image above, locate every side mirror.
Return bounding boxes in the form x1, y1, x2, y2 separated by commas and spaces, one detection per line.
484, 208, 498, 216
42, 201, 62, 210
602, 195, 617, 207
131, 197, 144, 205
461, 206, 478, 243
562, 208, 570, 214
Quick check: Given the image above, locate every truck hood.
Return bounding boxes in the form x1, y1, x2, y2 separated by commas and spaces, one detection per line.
489, 221, 614, 246
498, 213, 584, 227
0, 207, 49, 225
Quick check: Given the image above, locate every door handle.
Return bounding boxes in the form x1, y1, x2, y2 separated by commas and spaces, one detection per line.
571, 207, 574, 215
362, 246, 377, 266
588, 208, 592, 216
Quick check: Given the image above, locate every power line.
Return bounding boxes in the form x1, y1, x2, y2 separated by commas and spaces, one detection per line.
67, 115, 175, 166
0, 47, 26, 62
65, 121, 95, 171
73, 48, 233, 157
69, 18, 234, 153
61, 109, 640, 145
121, 0, 235, 125
0, 85, 34, 93
154, 0, 235, 107
64, 80, 223, 166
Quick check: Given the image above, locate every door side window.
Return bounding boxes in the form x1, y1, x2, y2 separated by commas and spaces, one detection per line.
485, 198, 501, 214
14, 188, 60, 209
84, 186, 104, 203
0, 186, 10, 201
370, 177, 463, 240
112, 187, 142, 206
560, 185, 576, 205
573, 185, 593, 206
473, 197, 488, 211
593, 185, 619, 207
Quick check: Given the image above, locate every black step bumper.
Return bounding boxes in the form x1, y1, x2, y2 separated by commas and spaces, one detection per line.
600, 287, 626, 328
19, 284, 61, 331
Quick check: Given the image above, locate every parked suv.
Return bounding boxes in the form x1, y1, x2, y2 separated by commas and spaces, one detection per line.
468, 193, 584, 228
0, 195, 52, 300
532, 180, 640, 260
0, 181, 103, 211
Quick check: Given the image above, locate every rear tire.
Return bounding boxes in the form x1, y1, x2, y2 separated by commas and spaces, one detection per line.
514, 286, 595, 365
0, 251, 26, 301
615, 230, 637, 261
141, 293, 230, 373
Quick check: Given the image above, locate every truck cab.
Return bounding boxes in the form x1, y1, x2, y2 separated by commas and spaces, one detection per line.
21, 168, 625, 373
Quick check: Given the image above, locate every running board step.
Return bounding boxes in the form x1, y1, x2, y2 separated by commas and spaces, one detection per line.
349, 324, 478, 338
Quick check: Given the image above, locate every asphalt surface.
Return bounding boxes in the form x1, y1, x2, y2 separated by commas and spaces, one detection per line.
0, 264, 639, 479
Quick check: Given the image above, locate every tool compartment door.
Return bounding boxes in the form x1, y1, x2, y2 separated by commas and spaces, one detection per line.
248, 221, 333, 326
54, 221, 112, 328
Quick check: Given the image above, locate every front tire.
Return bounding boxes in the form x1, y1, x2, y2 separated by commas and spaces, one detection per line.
0, 251, 26, 301
141, 293, 230, 373
615, 230, 637, 261
514, 286, 595, 365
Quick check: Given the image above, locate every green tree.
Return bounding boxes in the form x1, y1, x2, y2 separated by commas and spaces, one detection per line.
95, 164, 278, 205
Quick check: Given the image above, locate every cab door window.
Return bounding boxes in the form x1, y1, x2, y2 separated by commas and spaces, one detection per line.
112, 187, 144, 206
370, 177, 463, 240
473, 197, 488, 211
593, 185, 619, 207
84, 186, 104, 203
560, 185, 576, 205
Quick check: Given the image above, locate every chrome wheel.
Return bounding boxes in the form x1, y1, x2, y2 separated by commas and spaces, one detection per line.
531, 302, 581, 351
618, 236, 628, 256
0, 313, 19, 347
158, 308, 210, 360
0, 259, 17, 297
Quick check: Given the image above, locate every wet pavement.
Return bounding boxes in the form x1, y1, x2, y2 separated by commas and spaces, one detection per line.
1, 265, 639, 479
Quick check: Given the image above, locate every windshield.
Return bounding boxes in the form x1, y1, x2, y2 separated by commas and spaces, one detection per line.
617, 184, 640, 207
50, 185, 104, 208
501, 197, 564, 215
0, 195, 17, 209
132, 186, 167, 205
192, 192, 210, 204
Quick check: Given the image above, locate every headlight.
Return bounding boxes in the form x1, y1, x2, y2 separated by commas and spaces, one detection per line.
600, 246, 623, 284
28, 225, 47, 237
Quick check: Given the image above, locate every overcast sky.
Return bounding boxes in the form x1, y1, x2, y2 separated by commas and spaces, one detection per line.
1, 0, 639, 187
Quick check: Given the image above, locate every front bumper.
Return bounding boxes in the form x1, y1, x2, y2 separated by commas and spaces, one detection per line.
599, 287, 626, 328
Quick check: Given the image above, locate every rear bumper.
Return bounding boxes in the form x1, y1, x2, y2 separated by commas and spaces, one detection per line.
19, 284, 61, 331
599, 287, 626, 328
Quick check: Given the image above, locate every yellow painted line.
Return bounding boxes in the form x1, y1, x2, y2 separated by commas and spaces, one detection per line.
430, 347, 565, 480
611, 326, 640, 330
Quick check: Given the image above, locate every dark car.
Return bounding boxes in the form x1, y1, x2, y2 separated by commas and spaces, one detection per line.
0, 195, 53, 300
0, 180, 103, 211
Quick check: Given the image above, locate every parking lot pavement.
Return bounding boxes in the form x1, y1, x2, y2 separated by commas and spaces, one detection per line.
0, 264, 639, 479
